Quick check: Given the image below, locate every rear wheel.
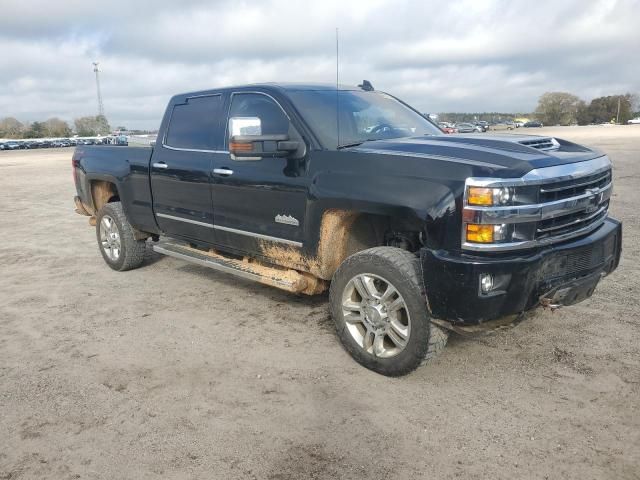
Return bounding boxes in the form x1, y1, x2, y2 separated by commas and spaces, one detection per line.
96, 202, 146, 271
329, 247, 448, 376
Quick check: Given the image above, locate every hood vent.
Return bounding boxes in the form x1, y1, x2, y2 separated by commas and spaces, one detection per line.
519, 137, 560, 151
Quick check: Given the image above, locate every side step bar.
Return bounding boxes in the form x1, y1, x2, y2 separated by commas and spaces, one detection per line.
152, 241, 326, 295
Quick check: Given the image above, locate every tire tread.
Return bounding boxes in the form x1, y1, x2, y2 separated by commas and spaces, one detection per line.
96, 202, 146, 271
329, 246, 448, 376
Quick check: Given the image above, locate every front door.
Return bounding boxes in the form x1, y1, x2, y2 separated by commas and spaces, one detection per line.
210, 91, 309, 254
150, 93, 225, 243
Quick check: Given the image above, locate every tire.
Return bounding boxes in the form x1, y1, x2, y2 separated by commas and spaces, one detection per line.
95, 201, 146, 271
329, 247, 448, 376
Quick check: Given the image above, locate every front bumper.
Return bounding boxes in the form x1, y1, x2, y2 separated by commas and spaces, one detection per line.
421, 217, 622, 324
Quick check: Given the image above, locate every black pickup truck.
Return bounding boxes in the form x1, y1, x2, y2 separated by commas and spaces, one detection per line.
72, 82, 621, 376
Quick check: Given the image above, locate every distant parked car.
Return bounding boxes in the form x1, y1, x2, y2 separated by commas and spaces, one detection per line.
628, 118, 640, 124
0, 142, 5, 150
490, 122, 515, 131
438, 122, 458, 134
455, 122, 482, 133
474, 121, 489, 132
523, 121, 543, 128
4, 141, 23, 150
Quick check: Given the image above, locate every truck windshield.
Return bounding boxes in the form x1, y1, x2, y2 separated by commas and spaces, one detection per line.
287, 89, 441, 149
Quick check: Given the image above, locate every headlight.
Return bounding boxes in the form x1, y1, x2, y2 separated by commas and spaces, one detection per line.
467, 186, 513, 206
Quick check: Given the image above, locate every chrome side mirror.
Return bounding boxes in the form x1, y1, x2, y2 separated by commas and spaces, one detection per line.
229, 117, 262, 137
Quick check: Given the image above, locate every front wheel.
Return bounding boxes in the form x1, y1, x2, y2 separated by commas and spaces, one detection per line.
96, 201, 146, 271
329, 247, 448, 376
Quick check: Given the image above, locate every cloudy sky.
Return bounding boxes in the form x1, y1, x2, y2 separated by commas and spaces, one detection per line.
0, 0, 638, 129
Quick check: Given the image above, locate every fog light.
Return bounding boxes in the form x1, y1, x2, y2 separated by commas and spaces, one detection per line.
480, 273, 494, 294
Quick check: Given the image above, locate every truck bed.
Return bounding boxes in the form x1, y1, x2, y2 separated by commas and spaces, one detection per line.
72, 145, 158, 233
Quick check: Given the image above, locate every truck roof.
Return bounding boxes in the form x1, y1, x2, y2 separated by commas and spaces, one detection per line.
172, 83, 362, 100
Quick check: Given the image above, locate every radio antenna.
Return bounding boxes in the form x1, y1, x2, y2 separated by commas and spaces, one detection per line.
335, 27, 340, 148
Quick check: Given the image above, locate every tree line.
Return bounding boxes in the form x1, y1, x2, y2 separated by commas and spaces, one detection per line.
3, 92, 638, 139
439, 93, 639, 126
438, 112, 528, 123
0, 115, 111, 139
535, 92, 639, 126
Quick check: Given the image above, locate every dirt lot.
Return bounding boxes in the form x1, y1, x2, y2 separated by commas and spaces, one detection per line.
1, 125, 639, 479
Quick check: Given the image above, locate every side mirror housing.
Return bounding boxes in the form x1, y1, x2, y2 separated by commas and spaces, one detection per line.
229, 134, 299, 159
228, 116, 300, 160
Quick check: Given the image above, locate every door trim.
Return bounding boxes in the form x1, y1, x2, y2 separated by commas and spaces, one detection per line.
157, 212, 213, 228
162, 144, 229, 154
213, 224, 302, 247
156, 213, 302, 247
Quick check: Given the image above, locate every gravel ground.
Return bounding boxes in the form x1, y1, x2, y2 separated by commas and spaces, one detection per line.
1, 125, 639, 479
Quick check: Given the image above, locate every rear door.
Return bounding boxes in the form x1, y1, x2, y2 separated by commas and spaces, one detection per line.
150, 93, 225, 243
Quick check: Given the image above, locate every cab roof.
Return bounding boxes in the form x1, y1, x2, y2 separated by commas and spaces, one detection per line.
172, 83, 363, 101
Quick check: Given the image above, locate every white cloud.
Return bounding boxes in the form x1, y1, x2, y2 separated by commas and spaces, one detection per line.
0, 0, 638, 128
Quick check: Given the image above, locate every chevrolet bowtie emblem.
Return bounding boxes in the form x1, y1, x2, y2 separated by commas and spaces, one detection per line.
584, 188, 602, 213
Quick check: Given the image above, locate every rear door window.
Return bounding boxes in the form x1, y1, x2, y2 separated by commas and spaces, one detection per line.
165, 94, 224, 150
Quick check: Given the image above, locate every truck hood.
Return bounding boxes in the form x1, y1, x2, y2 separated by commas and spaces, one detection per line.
350, 134, 603, 177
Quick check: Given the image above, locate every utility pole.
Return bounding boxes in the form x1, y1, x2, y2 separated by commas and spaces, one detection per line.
93, 62, 105, 117
616, 97, 621, 124
335, 27, 340, 149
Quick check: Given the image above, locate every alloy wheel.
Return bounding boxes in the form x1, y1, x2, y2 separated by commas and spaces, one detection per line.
341, 273, 411, 358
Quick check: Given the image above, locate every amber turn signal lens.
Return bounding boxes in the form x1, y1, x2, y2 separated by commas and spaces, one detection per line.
466, 224, 494, 243
230, 142, 253, 151
467, 187, 494, 206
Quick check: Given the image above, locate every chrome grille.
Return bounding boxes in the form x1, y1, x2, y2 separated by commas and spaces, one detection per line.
536, 202, 609, 239
462, 156, 613, 252
539, 170, 611, 202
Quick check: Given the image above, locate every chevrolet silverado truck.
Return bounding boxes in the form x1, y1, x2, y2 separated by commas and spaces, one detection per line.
72, 82, 622, 376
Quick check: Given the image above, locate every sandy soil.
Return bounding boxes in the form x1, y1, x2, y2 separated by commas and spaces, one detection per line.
1, 125, 639, 479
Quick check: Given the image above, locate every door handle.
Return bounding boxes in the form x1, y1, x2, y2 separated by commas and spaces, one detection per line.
153, 162, 168, 169
213, 168, 234, 176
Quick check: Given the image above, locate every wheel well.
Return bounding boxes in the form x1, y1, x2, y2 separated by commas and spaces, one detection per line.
90, 180, 119, 213
343, 213, 388, 257
319, 211, 423, 278
344, 212, 422, 256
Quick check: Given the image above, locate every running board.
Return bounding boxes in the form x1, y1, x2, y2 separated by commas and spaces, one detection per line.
152, 241, 326, 295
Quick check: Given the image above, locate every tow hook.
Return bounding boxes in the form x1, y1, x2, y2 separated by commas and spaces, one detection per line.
539, 296, 562, 312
